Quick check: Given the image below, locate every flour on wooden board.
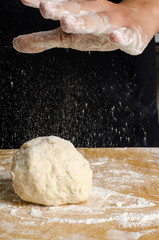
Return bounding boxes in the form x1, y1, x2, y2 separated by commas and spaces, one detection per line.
0, 150, 159, 239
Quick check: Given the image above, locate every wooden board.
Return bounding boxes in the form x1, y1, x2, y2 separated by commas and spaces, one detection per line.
0, 148, 159, 240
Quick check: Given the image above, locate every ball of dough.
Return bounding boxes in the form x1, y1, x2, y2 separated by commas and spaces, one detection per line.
11, 136, 93, 206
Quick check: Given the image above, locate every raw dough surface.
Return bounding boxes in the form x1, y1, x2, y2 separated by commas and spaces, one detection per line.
11, 136, 92, 206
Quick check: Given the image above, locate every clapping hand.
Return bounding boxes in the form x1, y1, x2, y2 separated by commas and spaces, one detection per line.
13, 0, 159, 55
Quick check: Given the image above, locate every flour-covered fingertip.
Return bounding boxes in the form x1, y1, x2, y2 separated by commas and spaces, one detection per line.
21, 0, 31, 6
21, 0, 40, 8
13, 36, 24, 52
61, 16, 78, 33
40, 1, 58, 19
110, 27, 130, 45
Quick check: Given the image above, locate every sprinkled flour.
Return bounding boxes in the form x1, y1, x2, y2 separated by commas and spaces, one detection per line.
0, 148, 159, 240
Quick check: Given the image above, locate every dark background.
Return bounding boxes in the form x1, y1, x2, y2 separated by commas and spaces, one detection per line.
1, 0, 158, 148
0, 0, 80, 148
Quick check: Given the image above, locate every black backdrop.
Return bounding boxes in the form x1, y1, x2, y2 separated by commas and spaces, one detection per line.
1, 0, 159, 148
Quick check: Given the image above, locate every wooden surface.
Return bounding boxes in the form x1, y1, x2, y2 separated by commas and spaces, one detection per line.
0, 148, 159, 240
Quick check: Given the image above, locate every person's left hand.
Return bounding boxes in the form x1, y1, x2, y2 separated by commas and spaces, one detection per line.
13, 0, 159, 55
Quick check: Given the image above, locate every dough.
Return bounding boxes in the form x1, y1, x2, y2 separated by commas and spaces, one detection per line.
11, 136, 93, 206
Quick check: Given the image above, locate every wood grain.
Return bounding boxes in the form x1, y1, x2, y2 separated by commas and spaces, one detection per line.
0, 148, 159, 240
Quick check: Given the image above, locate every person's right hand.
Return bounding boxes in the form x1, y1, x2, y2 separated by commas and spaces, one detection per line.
13, 0, 159, 55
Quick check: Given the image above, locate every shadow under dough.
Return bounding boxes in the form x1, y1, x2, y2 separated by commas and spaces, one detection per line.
0, 178, 26, 206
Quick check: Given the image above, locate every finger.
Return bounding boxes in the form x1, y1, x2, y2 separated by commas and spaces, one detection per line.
13, 28, 63, 53
40, 0, 112, 20
61, 12, 116, 35
110, 26, 148, 55
13, 28, 118, 53
21, 0, 48, 8
40, 1, 82, 20
60, 12, 148, 55
21, 0, 67, 8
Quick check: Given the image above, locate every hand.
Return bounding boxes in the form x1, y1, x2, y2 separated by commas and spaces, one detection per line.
13, 0, 159, 55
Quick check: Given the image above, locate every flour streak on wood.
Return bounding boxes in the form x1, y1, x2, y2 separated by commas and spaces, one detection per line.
0, 148, 159, 239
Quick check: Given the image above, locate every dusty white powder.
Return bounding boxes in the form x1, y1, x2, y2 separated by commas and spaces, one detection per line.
105, 229, 155, 240
8, 186, 158, 228
21, 220, 35, 226
29, 208, 42, 217
115, 148, 128, 151
91, 157, 108, 165
59, 234, 96, 240
10, 209, 17, 215
0, 171, 11, 179
0, 155, 13, 164
0, 149, 159, 240
116, 202, 123, 208
0, 166, 5, 171
91, 161, 107, 165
